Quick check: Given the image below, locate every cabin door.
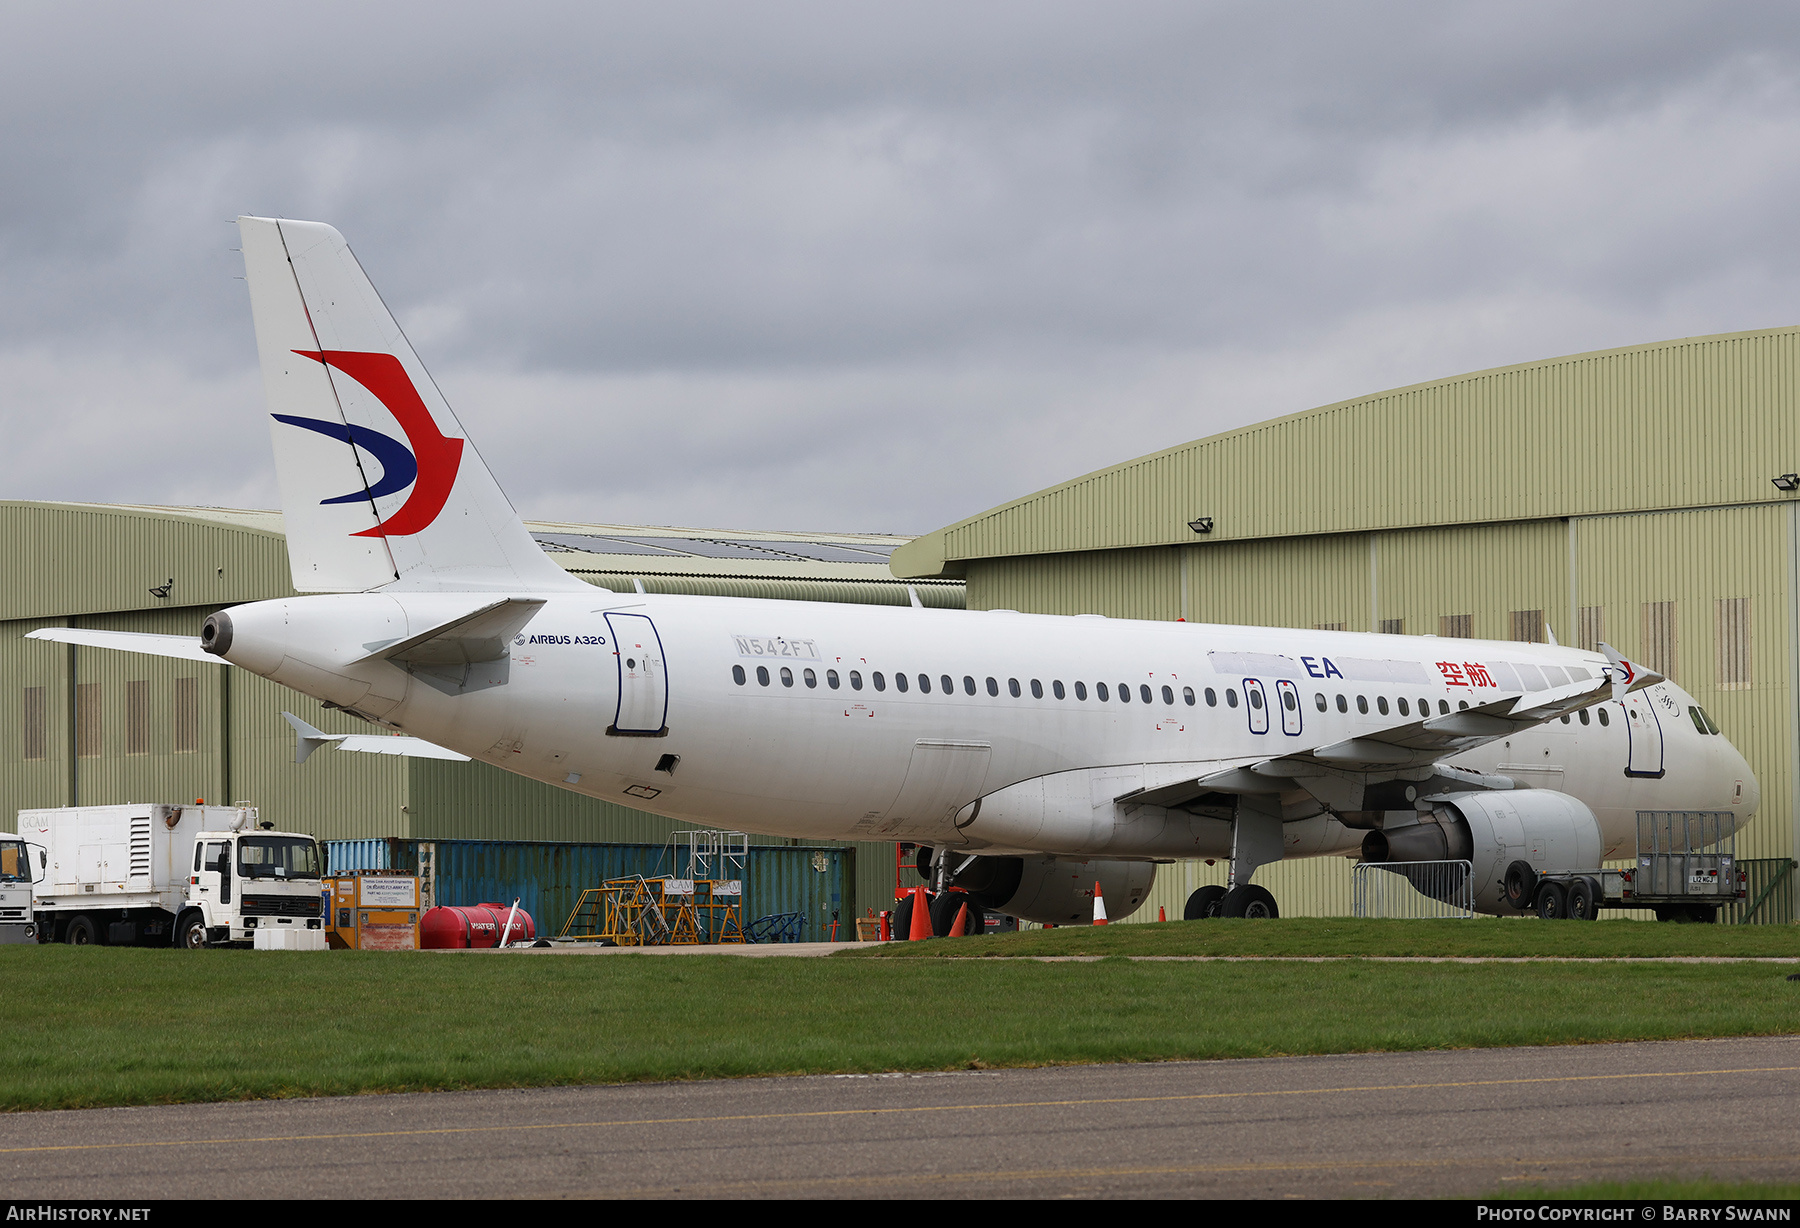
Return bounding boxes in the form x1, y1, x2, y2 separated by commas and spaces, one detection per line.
604, 612, 669, 735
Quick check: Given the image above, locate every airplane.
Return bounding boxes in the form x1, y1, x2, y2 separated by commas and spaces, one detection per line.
28, 217, 1760, 932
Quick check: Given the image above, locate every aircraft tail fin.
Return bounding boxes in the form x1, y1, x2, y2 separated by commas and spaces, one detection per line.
237, 216, 586, 594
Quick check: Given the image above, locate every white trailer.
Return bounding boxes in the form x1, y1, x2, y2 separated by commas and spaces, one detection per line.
13, 804, 326, 948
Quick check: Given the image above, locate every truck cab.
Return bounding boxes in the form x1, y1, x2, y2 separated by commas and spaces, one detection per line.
180, 828, 325, 948
0, 835, 38, 943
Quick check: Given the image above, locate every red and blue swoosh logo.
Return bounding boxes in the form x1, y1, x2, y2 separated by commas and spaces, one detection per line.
272, 350, 464, 538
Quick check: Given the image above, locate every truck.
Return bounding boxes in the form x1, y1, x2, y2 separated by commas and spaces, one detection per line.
0, 833, 36, 943
12, 804, 326, 948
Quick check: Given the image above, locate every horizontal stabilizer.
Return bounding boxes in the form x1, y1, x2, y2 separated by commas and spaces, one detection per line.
25, 627, 224, 665
352, 598, 545, 666
282, 712, 468, 764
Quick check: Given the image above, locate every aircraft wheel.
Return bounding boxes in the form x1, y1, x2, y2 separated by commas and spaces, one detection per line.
1220, 884, 1278, 919
1566, 877, 1600, 921
891, 893, 933, 940
1183, 885, 1228, 920
1503, 861, 1538, 911
930, 894, 985, 936
1534, 881, 1569, 920
64, 915, 98, 946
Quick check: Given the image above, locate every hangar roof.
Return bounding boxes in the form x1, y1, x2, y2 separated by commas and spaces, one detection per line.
890, 324, 1800, 578
0, 501, 956, 622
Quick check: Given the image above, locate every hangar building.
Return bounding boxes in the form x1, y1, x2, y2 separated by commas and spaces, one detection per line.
1, 501, 963, 926
892, 325, 1800, 921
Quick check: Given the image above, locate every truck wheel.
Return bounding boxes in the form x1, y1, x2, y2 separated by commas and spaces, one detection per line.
64, 915, 98, 946
1184, 885, 1228, 920
1567, 877, 1600, 921
177, 914, 209, 949
1503, 861, 1538, 911
1534, 881, 1568, 920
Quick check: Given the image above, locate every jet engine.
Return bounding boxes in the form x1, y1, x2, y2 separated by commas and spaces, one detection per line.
1360, 789, 1604, 914
950, 854, 1157, 925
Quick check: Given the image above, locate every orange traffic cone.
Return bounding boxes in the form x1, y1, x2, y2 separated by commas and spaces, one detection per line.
908, 886, 934, 940
1158, 906, 1166, 923
948, 901, 970, 937
1093, 881, 1109, 925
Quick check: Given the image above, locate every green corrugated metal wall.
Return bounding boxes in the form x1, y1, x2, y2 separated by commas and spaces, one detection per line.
898, 325, 1800, 575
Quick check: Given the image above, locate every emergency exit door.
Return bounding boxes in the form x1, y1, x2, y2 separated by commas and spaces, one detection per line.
605, 612, 669, 735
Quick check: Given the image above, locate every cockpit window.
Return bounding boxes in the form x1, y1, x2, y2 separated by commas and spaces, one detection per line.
1689, 705, 1721, 736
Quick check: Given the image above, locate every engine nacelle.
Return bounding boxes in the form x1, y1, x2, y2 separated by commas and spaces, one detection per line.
952, 854, 1157, 925
1361, 789, 1604, 915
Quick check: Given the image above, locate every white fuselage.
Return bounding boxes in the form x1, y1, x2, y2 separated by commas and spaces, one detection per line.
215, 591, 1759, 865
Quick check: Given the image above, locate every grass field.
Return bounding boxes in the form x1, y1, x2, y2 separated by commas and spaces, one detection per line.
5, 942, 1798, 1112
847, 916, 1800, 959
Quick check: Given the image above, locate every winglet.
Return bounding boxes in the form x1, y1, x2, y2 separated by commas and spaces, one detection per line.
1598, 642, 1663, 701
281, 711, 344, 765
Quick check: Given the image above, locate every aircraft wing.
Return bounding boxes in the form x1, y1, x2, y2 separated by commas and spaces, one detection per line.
25, 627, 222, 664
1115, 648, 1661, 811
282, 712, 469, 763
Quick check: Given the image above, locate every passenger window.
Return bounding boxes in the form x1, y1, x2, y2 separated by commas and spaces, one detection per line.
1597, 707, 1609, 726
917, 674, 930, 694
1578, 708, 1589, 725
1419, 697, 1430, 715
1458, 700, 1470, 710
875, 672, 888, 692
1098, 683, 1110, 701
780, 667, 794, 687
1120, 682, 1133, 704
1183, 686, 1195, 706
828, 669, 840, 689
1030, 679, 1044, 698
1247, 689, 1262, 710
1005, 678, 1019, 697
1314, 692, 1326, 712
1560, 714, 1570, 724
1438, 700, 1449, 714
1377, 696, 1389, 716
1053, 680, 1066, 699
732, 665, 746, 685
850, 671, 863, 691
1336, 694, 1348, 713
804, 668, 817, 688
1076, 681, 1088, 700
894, 672, 908, 692
942, 675, 954, 695
1397, 698, 1409, 716
756, 666, 770, 687
1356, 695, 1368, 714
963, 676, 976, 695
1204, 687, 1216, 706
1140, 684, 1153, 704
1161, 685, 1174, 705
1281, 689, 1295, 711
1225, 689, 1238, 708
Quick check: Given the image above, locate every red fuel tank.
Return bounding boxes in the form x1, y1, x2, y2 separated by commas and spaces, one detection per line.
419, 903, 538, 949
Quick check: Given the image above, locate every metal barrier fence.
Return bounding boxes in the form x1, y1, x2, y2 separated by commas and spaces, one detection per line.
1352, 860, 1476, 919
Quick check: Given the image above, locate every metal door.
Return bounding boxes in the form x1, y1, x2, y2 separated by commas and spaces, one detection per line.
1275, 679, 1302, 736
1243, 678, 1270, 735
1622, 693, 1665, 778
604, 612, 669, 735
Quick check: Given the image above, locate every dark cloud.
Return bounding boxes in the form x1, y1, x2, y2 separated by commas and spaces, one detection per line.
3, 2, 1800, 533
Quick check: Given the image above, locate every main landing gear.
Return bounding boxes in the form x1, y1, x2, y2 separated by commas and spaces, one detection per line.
890, 890, 988, 939
1183, 883, 1279, 920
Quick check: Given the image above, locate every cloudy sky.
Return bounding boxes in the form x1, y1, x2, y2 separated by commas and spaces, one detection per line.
4, 2, 1799, 536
